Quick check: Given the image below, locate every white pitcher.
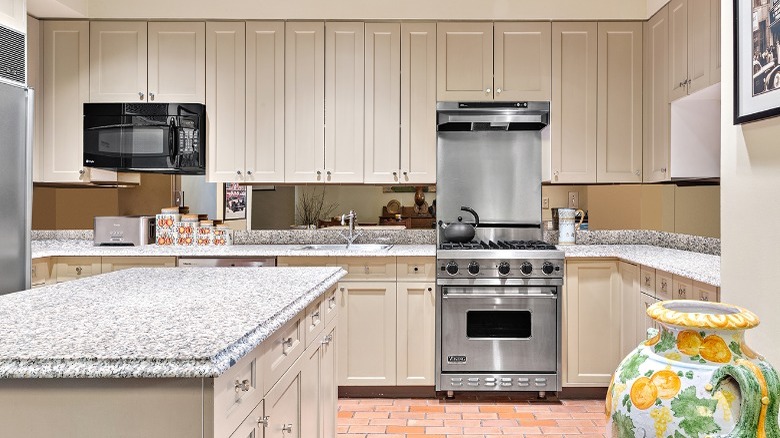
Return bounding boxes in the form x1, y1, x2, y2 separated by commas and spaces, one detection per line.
557, 208, 584, 245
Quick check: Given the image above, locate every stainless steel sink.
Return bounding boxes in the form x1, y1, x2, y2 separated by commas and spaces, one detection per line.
293, 244, 394, 252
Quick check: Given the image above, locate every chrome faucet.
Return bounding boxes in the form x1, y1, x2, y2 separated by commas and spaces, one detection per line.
340, 210, 362, 248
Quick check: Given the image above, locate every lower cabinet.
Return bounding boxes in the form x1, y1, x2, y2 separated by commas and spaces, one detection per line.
52, 256, 102, 283
396, 282, 435, 385
101, 256, 177, 272
264, 362, 302, 438
229, 401, 264, 438
618, 261, 640, 358
31, 257, 52, 287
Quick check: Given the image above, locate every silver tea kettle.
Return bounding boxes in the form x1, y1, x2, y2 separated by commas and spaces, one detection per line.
438, 206, 480, 243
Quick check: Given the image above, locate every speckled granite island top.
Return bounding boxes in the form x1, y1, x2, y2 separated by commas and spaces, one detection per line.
560, 245, 719, 287
0, 267, 345, 379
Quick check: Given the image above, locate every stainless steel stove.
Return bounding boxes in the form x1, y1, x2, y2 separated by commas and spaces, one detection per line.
435, 102, 563, 396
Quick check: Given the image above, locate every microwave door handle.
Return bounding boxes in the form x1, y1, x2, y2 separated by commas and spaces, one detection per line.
168, 119, 179, 167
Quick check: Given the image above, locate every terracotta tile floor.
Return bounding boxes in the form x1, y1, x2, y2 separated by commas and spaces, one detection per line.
337, 398, 607, 438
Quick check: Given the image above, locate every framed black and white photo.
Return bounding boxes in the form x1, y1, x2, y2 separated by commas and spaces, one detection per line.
224, 183, 247, 220
735, 0, 780, 123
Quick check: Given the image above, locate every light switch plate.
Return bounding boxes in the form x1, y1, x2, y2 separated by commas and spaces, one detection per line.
568, 191, 579, 209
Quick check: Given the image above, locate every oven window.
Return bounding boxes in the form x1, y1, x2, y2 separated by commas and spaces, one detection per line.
128, 127, 166, 155
466, 310, 532, 338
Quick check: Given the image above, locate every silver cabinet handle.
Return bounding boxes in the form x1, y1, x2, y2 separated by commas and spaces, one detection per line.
392, 171, 397, 177
496, 88, 502, 94
635, 170, 640, 176
282, 424, 293, 433
282, 337, 293, 347
234, 379, 250, 393
138, 92, 144, 100
75, 267, 83, 275
79, 169, 85, 175
326, 170, 332, 176
316, 170, 321, 176
149, 92, 155, 101
403, 171, 408, 177
236, 170, 242, 175
321, 334, 333, 345
257, 416, 269, 427
661, 167, 667, 173
312, 310, 320, 319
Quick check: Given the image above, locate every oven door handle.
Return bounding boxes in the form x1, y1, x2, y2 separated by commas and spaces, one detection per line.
443, 292, 557, 299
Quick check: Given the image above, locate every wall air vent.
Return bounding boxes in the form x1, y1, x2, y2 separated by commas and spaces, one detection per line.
0, 24, 26, 85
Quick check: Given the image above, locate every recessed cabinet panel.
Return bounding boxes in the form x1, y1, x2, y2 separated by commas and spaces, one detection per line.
0, 0, 25, 33
597, 22, 643, 183
436, 22, 493, 101
285, 22, 325, 183
643, 6, 671, 182
551, 22, 598, 184
206, 22, 246, 183
494, 22, 551, 101
669, 0, 688, 101
687, 0, 711, 94
246, 21, 285, 183
148, 22, 206, 103
396, 283, 435, 385
364, 23, 401, 184
90, 21, 148, 103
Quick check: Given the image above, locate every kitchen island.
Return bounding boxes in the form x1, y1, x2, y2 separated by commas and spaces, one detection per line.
0, 266, 345, 438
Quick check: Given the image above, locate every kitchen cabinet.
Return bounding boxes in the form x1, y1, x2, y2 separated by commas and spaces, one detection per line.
229, 401, 264, 438
596, 22, 643, 183
52, 257, 102, 283
619, 261, 640, 358
206, 22, 246, 183
655, 269, 673, 300
551, 22, 598, 183
364, 23, 436, 185
672, 275, 693, 300
101, 256, 176, 273
396, 282, 435, 385
262, 311, 304, 394
28, 16, 43, 182
437, 22, 551, 101
263, 350, 302, 438
0, 0, 25, 33
694, 280, 718, 302
31, 258, 51, 288
637, 292, 660, 345
301, 324, 337, 438
643, 6, 671, 183
90, 21, 205, 103
563, 260, 622, 386
669, 0, 720, 100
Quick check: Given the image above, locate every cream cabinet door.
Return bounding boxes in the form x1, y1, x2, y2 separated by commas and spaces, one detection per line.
364, 23, 401, 184
494, 22, 551, 101
643, 6, 671, 183
436, 22, 493, 101
396, 282, 435, 386
28, 16, 43, 182
687, 0, 712, 94
338, 282, 397, 386
228, 401, 263, 438
147, 22, 205, 104
265, 365, 301, 438
320, 326, 336, 438
564, 260, 621, 386
206, 22, 246, 183
325, 22, 364, 183
90, 21, 148, 103
42, 21, 91, 183
551, 22, 597, 184
669, 0, 689, 101
596, 22, 643, 183
709, 0, 721, 84
401, 23, 437, 185
245, 21, 285, 183
0, 0, 25, 33
619, 262, 640, 358
285, 22, 325, 183
300, 335, 321, 438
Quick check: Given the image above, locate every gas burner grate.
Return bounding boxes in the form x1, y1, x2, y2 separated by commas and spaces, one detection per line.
440, 240, 557, 250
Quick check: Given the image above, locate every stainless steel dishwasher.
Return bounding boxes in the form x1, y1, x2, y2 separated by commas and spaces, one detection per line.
177, 257, 276, 267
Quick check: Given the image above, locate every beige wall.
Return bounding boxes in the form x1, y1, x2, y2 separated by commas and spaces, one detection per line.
64, 0, 648, 20
720, 0, 780, 365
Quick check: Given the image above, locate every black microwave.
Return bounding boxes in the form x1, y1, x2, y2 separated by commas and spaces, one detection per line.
83, 103, 206, 175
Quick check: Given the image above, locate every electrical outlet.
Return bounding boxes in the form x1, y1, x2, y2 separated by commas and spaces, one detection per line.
568, 191, 579, 209
542, 197, 550, 209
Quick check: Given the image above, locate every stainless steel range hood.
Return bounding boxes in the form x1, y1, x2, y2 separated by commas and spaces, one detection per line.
437, 101, 550, 131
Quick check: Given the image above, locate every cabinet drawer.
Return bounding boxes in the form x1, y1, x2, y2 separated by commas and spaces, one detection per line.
672, 276, 693, 300
262, 312, 304, 394
214, 349, 263, 436
655, 270, 673, 300
397, 257, 436, 282
693, 281, 719, 302
304, 296, 324, 349
339, 257, 396, 281
322, 285, 338, 326
31, 258, 51, 287
53, 257, 102, 283
639, 267, 655, 295
101, 256, 177, 273
276, 257, 345, 269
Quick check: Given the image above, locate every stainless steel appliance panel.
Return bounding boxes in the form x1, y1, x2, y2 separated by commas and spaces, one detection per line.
178, 258, 277, 267
436, 130, 541, 225
440, 286, 558, 372
0, 82, 31, 294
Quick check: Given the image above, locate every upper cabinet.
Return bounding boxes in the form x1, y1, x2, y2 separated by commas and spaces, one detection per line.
551, 22, 642, 184
90, 21, 205, 103
669, 0, 721, 100
365, 22, 436, 185
28, 16, 42, 181
0, 0, 26, 33
644, 6, 671, 183
437, 22, 551, 101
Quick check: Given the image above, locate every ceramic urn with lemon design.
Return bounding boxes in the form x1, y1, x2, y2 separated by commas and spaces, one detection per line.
606, 300, 780, 438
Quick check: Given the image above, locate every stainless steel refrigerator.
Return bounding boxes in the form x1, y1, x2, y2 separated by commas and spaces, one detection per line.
0, 80, 33, 295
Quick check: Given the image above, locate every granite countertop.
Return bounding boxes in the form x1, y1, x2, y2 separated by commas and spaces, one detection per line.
31, 240, 437, 258
0, 267, 345, 379
560, 245, 720, 287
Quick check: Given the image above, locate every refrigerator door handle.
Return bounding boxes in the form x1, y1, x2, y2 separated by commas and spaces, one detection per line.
23, 88, 34, 290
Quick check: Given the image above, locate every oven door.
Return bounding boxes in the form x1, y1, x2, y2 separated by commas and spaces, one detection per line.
440, 286, 558, 373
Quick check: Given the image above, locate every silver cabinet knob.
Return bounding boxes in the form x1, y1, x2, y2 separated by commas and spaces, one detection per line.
138, 92, 144, 100
485, 88, 491, 94
316, 170, 322, 176
234, 379, 251, 393
403, 171, 408, 177
496, 88, 502, 94
326, 170, 332, 176
149, 92, 155, 101
236, 170, 242, 175
635, 170, 640, 176
75, 267, 83, 275
79, 169, 85, 175
257, 416, 269, 427
282, 424, 293, 433
661, 167, 667, 173
321, 334, 333, 345
246, 170, 253, 176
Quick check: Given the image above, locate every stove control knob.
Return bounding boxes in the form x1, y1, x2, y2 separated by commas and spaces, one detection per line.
468, 262, 480, 275
498, 262, 511, 276
542, 262, 555, 275
446, 261, 459, 276
520, 262, 533, 275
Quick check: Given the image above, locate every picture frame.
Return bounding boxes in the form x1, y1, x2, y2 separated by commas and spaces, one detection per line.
224, 183, 247, 220
734, 0, 780, 124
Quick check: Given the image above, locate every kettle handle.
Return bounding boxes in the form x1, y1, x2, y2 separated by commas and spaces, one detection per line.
460, 206, 479, 228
